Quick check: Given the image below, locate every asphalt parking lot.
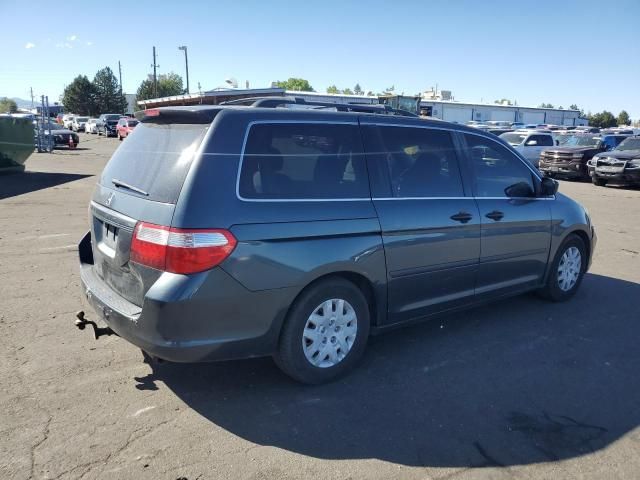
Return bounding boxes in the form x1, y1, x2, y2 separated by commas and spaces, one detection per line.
1, 134, 640, 480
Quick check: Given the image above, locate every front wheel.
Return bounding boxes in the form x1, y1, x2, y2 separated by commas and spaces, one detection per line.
592, 176, 607, 187
274, 278, 370, 384
538, 235, 587, 301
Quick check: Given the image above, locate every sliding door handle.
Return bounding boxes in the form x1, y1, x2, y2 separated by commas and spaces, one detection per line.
485, 210, 504, 221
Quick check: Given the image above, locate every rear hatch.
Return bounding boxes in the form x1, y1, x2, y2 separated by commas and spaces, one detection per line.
90, 108, 216, 306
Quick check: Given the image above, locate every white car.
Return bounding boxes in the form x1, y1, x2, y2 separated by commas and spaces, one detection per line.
71, 116, 89, 132
62, 114, 75, 130
84, 118, 98, 134
500, 131, 556, 167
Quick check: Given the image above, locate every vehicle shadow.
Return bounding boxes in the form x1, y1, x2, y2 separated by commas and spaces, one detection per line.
0, 171, 93, 199
141, 273, 640, 467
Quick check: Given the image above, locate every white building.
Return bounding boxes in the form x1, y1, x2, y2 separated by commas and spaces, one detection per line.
420, 100, 586, 126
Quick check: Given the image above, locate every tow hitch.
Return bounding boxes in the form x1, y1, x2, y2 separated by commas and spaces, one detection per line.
74, 311, 117, 340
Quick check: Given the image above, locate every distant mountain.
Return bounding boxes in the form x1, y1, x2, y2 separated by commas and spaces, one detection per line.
0, 97, 33, 109
11, 98, 35, 109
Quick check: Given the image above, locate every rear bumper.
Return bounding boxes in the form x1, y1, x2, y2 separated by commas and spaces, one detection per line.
78, 231, 294, 362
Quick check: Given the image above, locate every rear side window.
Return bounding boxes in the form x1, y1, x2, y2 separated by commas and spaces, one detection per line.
370, 126, 465, 198
100, 123, 208, 203
238, 123, 369, 199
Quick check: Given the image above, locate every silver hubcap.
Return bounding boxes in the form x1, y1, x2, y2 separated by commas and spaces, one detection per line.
557, 246, 582, 292
302, 298, 358, 368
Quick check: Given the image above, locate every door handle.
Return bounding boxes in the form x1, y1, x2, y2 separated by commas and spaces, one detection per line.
485, 210, 504, 221
450, 212, 473, 224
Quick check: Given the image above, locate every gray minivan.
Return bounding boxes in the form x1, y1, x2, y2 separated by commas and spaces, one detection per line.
78, 100, 596, 384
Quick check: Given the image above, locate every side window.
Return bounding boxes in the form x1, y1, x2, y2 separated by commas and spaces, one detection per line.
238, 123, 369, 199
463, 134, 537, 198
537, 135, 554, 147
373, 126, 464, 198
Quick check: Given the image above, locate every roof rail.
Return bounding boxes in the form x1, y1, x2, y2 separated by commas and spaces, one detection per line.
220, 96, 419, 117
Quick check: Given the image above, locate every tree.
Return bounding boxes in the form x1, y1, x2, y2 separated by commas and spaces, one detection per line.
366, 91, 375, 97
0, 97, 18, 113
326, 85, 340, 94
538, 103, 554, 108
617, 110, 631, 126
354, 83, 363, 95
569, 104, 579, 111
136, 72, 184, 102
342, 88, 354, 95
93, 67, 127, 114
275, 78, 314, 91
494, 98, 512, 105
62, 75, 96, 115
588, 111, 617, 128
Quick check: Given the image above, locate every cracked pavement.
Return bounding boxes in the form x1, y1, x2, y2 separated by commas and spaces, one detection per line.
1, 135, 639, 479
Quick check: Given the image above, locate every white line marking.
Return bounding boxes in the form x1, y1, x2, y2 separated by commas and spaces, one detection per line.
39, 244, 77, 252
132, 406, 156, 417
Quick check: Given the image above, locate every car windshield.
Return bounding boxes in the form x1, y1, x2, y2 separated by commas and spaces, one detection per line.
500, 133, 527, 145
76, 117, 88, 122
616, 137, 640, 151
563, 136, 601, 147
105, 114, 121, 121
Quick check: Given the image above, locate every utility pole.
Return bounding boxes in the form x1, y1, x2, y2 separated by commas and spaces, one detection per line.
152, 46, 159, 98
118, 61, 124, 114
178, 46, 189, 94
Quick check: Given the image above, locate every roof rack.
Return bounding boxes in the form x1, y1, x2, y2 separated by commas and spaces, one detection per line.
220, 96, 419, 117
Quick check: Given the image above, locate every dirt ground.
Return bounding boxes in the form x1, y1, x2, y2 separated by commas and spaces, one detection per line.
1, 134, 639, 479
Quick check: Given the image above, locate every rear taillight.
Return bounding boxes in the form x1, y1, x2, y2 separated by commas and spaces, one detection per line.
130, 222, 237, 274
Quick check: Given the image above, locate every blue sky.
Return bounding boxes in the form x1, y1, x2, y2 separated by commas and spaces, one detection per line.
2, 0, 639, 119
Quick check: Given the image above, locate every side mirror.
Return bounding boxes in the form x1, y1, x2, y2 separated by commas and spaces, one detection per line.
526, 140, 538, 146
540, 176, 559, 196
505, 181, 535, 198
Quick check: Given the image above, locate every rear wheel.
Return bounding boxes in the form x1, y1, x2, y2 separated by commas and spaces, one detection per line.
538, 235, 587, 301
274, 278, 370, 384
592, 176, 607, 187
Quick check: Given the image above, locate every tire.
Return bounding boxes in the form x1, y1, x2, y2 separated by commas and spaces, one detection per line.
118, 133, 122, 141
592, 176, 607, 187
538, 234, 587, 302
274, 277, 370, 384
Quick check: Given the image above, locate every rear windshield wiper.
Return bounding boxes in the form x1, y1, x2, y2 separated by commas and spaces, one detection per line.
111, 178, 149, 196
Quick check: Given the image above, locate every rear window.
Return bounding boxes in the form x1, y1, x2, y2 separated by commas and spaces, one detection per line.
238, 123, 369, 199
100, 123, 208, 203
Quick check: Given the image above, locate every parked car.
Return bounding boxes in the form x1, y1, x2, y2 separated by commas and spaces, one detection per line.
77, 102, 596, 384
500, 131, 555, 167
511, 122, 525, 129
63, 115, 75, 130
36, 122, 79, 148
72, 116, 89, 132
574, 126, 600, 134
116, 117, 139, 140
97, 114, 123, 137
589, 136, 640, 187
538, 134, 611, 180
85, 118, 98, 134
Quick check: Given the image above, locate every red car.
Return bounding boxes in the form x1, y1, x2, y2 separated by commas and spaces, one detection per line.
116, 117, 139, 140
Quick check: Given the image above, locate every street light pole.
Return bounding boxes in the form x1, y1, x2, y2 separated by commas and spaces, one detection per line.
178, 46, 189, 94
